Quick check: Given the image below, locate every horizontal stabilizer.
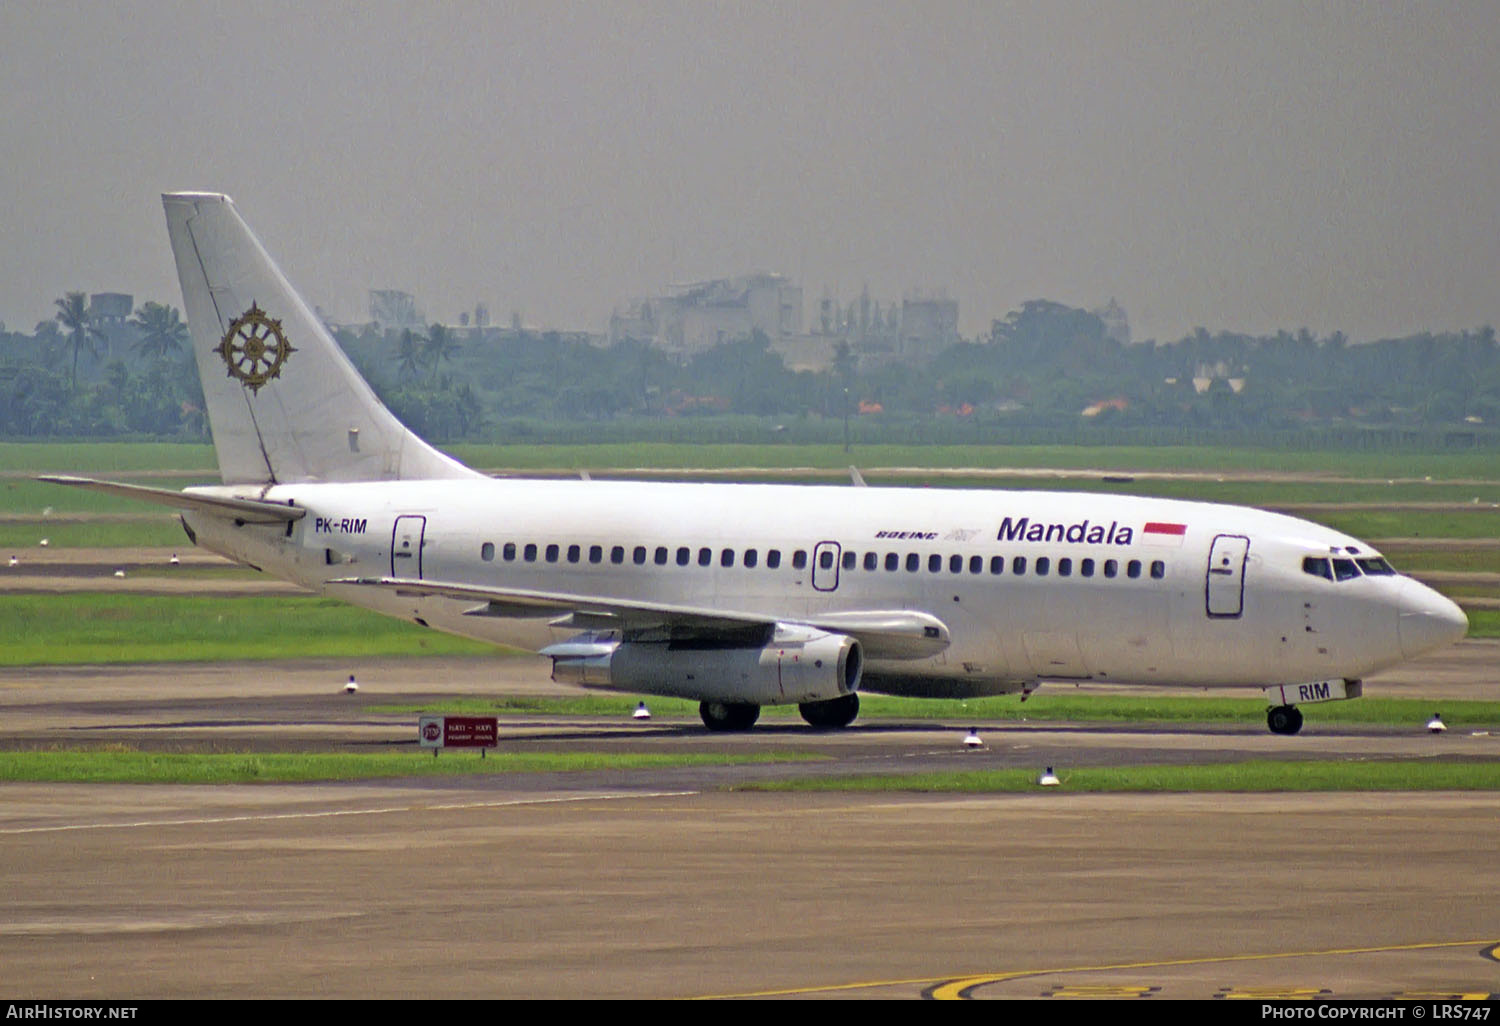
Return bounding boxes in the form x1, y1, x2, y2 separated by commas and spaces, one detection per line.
36, 475, 305, 524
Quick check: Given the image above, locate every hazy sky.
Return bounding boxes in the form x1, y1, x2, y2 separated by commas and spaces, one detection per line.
3, 1, 1498, 343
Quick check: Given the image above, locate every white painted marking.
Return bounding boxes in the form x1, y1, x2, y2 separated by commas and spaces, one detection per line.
0, 790, 699, 835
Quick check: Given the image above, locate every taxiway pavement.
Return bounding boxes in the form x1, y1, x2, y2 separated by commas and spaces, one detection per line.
0, 645, 1496, 999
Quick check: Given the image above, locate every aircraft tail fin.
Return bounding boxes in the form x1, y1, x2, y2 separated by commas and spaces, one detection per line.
162, 192, 483, 486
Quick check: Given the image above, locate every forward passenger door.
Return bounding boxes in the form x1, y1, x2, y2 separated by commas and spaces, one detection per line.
1206, 534, 1250, 618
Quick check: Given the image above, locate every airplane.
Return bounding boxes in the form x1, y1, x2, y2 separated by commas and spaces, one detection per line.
41, 192, 1470, 736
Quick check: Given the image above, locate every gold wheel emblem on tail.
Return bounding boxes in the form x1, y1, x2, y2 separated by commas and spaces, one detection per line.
216, 303, 296, 393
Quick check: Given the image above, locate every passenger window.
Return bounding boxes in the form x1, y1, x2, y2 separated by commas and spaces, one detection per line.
842, 550, 856, 570
864, 552, 878, 571
610, 545, 625, 564
885, 552, 899, 571
970, 555, 983, 574
545, 544, 560, 563
720, 548, 734, 568
1103, 559, 1117, 578
990, 556, 1004, 575
1332, 558, 1360, 581
654, 546, 668, 566
1012, 556, 1026, 575
792, 550, 808, 570
676, 547, 690, 566
905, 553, 920, 572
821, 550, 835, 570
1057, 557, 1072, 577
767, 549, 782, 569
481, 542, 495, 561
1150, 560, 1166, 579
1036, 556, 1050, 576
503, 542, 516, 561
566, 544, 580, 563
949, 554, 963, 574
744, 548, 759, 568
1302, 557, 1332, 580
698, 547, 712, 567
1127, 559, 1142, 579
588, 545, 603, 564
632, 546, 646, 565
928, 554, 942, 573
524, 543, 537, 562
1080, 558, 1094, 577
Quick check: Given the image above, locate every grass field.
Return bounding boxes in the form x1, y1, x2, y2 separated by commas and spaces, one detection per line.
0, 746, 819, 784
0, 594, 497, 664
6, 440, 1500, 479
1, 748, 1490, 790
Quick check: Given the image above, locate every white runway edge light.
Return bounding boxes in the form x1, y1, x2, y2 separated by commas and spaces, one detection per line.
632, 702, 652, 720
344, 674, 359, 694
963, 727, 982, 748
1427, 713, 1446, 734
1037, 767, 1061, 787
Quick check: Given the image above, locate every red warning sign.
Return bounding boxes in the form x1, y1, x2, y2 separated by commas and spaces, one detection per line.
417, 715, 498, 749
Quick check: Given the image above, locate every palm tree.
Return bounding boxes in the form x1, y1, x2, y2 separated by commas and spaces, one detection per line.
393, 328, 424, 381
54, 291, 105, 391
422, 323, 461, 385
130, 301, 189, 361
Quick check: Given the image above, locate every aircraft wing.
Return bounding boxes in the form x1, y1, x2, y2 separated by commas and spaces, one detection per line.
36, 475, 305, 524
329, 576, 950, 660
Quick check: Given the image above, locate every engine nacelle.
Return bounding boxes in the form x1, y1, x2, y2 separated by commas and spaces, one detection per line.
545, 623, 862, 705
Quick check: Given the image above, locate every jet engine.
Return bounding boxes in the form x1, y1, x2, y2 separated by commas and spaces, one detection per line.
545, 623, 862, 705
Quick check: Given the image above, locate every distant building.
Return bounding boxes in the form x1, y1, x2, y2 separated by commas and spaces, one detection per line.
88, 293, 132, 325
368, 289, 424, 333
609, 273, 803, 359
898, 291, 959, 362
1093, 297, 1132, 345
808, 284, 957, 369
88, 293, 134, 359
612, 274, 961, 370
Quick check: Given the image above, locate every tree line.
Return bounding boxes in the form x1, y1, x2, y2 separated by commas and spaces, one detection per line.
3, 291, 1497, 447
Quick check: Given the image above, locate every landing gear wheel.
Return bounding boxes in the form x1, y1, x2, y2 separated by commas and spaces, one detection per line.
799, 693, 860, 729
699, 701, 760, 732
1267, 705, 1304, 735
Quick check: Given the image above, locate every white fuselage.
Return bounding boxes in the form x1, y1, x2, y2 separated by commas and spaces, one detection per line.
180, 478, 1466, 702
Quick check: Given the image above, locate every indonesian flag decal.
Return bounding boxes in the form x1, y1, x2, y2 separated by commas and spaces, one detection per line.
1141, 521, 1188, 546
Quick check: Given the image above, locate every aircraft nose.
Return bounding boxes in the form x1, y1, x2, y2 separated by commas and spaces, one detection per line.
1397, 578, 1469, 659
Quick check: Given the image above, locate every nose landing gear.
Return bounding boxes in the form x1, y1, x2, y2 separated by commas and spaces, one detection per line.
1266, 704, 1304, 735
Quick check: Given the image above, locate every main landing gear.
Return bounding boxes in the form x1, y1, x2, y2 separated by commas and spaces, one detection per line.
798, 692, 860, 729
1266, 704, 1304, 736
699, 701, 761, 732
697, 693, 862, 731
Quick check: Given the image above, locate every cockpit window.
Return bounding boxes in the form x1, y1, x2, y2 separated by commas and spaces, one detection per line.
1356, 557, 1396, 576
1331, 558, 1361, 581
1302, 557, 1333, 580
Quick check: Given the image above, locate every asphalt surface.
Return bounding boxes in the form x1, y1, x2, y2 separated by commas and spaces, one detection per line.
0, 646, 1497, 999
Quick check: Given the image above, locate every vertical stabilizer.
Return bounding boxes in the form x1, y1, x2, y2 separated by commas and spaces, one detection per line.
163, 192, 482, 485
